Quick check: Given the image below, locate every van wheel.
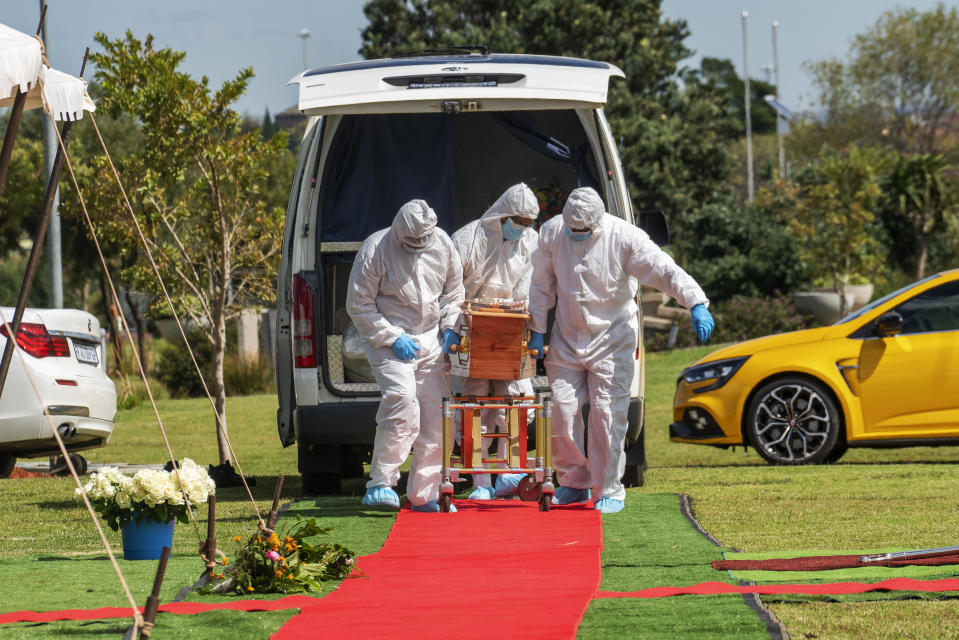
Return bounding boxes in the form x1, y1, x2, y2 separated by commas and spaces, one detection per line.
302, 472, 342, 496
0, 453, 15, 478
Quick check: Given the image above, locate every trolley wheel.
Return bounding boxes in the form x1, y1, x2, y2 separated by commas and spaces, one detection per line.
538, 493, 551, 512
517, 475, 540, 502
439, 492, 452, 513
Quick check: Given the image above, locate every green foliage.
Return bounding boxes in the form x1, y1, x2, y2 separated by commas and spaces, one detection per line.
879, 153, 959, 279
694, 57, 777, 136
82, 31, 293, 461
154, 336, 213, 398
759, 146, 889, 316
359, 0, 735, 263
645, 292, 815, 352
154, 336, 274, 398
680, 198, 806, 302
801, 3, 959, 156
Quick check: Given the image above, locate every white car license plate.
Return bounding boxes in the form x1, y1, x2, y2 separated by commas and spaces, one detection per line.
74, 343, 99, 365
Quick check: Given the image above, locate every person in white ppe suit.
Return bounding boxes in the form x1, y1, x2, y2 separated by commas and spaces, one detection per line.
347, 199, 465, 513
450, 183, 539, 500
529, 187, 714, 514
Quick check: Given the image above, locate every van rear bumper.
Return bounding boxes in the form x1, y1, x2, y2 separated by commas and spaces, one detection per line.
294, 402, 380, 445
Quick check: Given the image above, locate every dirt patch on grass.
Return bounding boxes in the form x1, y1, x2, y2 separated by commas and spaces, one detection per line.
8, 467, 51, 479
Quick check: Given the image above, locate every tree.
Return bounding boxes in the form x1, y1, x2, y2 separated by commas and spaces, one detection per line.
803, 3, 959, 156
695, 57, 777, 137
359, 0, 734, 264
881, 153, 958, 279
84, 32, 289, 464
760, 146, 887, 318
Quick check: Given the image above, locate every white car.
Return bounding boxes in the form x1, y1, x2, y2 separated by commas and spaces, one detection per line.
0, 307, 116, 477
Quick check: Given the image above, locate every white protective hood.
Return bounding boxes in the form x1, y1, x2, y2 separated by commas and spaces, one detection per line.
0, 22, 95, 121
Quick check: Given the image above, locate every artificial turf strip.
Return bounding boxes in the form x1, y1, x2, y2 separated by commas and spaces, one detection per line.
720, 550, 959, 584
0, 609, 295, 639
578, 493, 774, 640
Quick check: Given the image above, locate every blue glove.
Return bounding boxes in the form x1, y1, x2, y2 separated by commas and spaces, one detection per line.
691, 304, 714, 343
443, 328, 460, 354
391, 334, 420, 361
528, 332, 546, 359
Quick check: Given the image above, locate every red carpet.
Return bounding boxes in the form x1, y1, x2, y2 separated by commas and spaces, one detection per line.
273, 499, 602, 639
596, 577, 959, 599
0, 595, 318, 624
714, 553, 959, 571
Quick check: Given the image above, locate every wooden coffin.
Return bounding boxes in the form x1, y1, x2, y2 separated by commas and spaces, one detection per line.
449, 299, 535, 381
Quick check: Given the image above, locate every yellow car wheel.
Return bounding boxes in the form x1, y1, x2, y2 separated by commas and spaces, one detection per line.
745, 376, 841, 465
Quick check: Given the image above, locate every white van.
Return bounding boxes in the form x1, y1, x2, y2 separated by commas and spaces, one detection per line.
276, 47, 664, 494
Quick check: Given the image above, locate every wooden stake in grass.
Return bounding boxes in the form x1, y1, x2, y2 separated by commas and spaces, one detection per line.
124, 545, 170, 640
202, 495, 217, 572
267, 477, 285, 530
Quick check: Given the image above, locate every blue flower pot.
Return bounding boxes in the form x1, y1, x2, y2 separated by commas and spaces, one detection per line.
121, 517, 174, 560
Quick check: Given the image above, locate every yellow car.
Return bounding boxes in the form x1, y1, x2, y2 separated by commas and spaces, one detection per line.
670, 269, 959, 464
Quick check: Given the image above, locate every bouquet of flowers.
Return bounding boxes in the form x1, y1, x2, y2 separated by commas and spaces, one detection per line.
74, 458, 216, 531
533, 181, 569, 224
207, 515, 358, 594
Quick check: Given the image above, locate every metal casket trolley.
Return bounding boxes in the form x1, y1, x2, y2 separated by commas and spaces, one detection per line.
439, 299, 554, 512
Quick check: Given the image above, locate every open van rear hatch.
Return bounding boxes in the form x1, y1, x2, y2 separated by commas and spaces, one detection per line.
290, 53, 624, 115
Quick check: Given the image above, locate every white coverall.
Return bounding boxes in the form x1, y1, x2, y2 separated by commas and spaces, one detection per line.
529, 187, 708, 501
450, 183, 539, 489
346, 200, 465, 507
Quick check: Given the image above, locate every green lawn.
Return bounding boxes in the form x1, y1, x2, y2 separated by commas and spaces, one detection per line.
1, 346, 958, 638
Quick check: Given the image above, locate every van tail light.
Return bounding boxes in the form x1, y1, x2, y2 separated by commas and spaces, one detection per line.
292, 274, 317, 368
0, 322, 70, 358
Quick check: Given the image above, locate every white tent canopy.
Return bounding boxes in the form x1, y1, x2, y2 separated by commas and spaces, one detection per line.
0, 22, 94, 121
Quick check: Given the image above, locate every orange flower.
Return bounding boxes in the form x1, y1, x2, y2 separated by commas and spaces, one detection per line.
220, 557, 229, 566
275, 569, 284, 578
246, 585, 255, 592
287, 574, 294, 580
232, 535, 243, 542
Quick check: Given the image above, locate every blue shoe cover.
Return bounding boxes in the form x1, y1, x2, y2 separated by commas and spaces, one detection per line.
494, 473, 525, 497
469, 486, 496, 500
594, 497, 625, 513
551, 487, 591, 505
411, 499, 457, 513
361, 486, 400, 508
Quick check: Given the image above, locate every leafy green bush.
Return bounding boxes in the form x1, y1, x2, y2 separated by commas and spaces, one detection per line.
153, 335, 273, 397
645, 292, 815, 352
153, 335, 212, 398
224, 353, 275, 396
679, 199, 807, 302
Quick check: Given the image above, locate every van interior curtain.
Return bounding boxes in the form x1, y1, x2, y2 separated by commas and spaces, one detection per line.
320, 113, 454, 243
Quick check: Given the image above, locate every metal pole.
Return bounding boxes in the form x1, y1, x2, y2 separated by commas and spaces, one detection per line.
39, 0, 63, 308
0, 118, 75, 396
297, 28, 310, 69
772, 20, 785, 178
741, 10, 754, 203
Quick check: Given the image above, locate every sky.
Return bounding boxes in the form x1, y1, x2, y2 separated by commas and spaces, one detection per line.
2, 1, 954, 119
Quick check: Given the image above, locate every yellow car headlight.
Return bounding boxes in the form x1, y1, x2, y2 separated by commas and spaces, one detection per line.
679, 356, 749, 393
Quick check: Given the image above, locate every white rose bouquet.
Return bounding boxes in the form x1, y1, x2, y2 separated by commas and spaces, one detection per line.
74, 458, 216, 531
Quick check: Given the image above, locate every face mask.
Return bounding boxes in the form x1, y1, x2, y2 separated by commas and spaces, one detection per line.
402, 231, 433, 253
501, 218, 526, 241
565, 226, 591, 242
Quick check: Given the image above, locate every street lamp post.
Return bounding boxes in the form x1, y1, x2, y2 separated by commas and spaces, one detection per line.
741, 11, 754, 203
297, 28, 310, 69
772, 20, 785, 178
